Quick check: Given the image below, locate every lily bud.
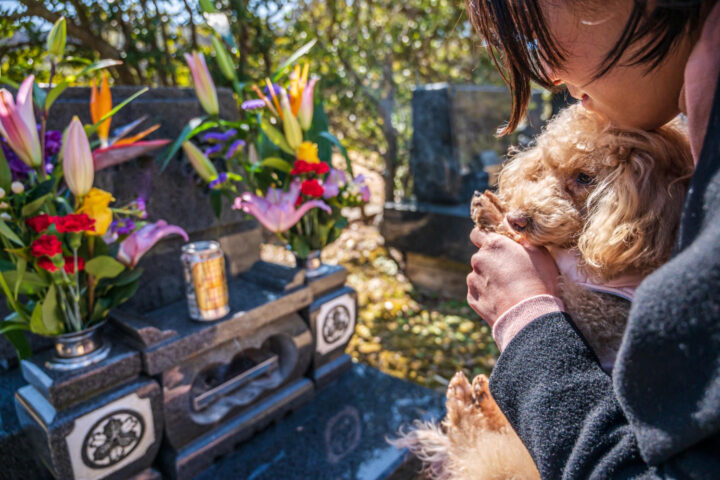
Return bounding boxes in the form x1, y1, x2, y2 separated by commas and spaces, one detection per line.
298, 77, 318, 131
182, 141, 218, 183
211, 36, 237, 82
184, 52, 219, 116
0, 76, 42, 167
280, 90, 302, 150
62, 117, 94, 198
47, 17, 67, 60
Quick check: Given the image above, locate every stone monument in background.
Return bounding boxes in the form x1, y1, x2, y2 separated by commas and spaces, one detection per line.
383, 83, 566, 297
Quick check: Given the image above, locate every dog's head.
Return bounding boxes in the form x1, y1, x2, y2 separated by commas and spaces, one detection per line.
498, 105, 692, 280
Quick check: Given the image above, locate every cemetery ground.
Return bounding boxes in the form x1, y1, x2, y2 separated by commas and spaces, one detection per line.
262, 156, 499, 392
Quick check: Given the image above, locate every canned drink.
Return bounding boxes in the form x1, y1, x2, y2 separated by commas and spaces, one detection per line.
181, 241, 230, 321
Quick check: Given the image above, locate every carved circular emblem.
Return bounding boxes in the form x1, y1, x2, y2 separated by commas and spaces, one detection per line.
82, 409, 145, 469
322, 305, 352, 344
324, 406, 362, 464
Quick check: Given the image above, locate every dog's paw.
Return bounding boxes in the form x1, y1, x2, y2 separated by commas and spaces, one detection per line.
444, 372, 476, 431
471, 374, 509, 432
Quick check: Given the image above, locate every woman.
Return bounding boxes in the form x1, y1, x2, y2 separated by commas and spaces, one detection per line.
465, 0, 720, 477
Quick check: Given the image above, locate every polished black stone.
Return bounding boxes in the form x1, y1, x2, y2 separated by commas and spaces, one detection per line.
195, 363, 443, 480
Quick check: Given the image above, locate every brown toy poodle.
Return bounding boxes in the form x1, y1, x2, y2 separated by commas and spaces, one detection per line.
393, 104, 693, 480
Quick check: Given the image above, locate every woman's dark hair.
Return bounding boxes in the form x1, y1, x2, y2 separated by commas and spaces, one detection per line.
467, 0, 711, 135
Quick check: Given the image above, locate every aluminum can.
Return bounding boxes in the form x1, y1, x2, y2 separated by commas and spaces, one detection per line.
181, 241, 229, 321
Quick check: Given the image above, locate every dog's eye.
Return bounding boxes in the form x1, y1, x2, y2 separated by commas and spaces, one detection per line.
576, 173, 594, 186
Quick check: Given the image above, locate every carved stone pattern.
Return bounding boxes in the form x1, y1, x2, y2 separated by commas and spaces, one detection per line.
82, 409, 145, 469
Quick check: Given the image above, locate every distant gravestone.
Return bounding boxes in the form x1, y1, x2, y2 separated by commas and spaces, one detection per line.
409, 84, 546, 204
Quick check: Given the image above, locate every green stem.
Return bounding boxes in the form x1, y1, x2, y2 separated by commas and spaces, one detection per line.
87, 236, 95, 318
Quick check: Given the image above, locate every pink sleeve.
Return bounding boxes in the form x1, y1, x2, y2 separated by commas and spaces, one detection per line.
492, 295, 565, 351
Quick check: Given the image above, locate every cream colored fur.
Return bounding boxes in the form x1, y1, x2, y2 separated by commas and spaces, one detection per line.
394, 105, 693, 480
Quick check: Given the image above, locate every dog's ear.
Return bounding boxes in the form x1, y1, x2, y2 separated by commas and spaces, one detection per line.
577, 124, 692, 280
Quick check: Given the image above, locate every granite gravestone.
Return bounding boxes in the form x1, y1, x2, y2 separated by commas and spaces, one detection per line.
385, 84, 556, 296
0, 86, 262, 366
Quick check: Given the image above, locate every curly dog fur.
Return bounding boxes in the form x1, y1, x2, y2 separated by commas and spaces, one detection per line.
393, 105, 693, 480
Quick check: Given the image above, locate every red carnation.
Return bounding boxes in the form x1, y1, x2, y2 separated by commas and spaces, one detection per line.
26, 214, 57, 233
314, 162, 330, 175
291, 160, 313, 175
56, 213, 96, 233
30, 235, 63, 258
63, 256, 85, 274
37, 257, 58, 273
301, 179, 324, 198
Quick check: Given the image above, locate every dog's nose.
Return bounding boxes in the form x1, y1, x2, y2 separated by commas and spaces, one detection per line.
506, 211, 529, 231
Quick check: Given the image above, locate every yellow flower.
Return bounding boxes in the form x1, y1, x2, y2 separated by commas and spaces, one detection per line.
296, 141, 319, 164
77, 188, 115, 236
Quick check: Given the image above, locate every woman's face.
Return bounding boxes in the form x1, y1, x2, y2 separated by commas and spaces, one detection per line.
540, 0, 693, 130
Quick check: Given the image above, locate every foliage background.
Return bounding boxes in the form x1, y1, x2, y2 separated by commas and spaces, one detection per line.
0, 0, 503, 201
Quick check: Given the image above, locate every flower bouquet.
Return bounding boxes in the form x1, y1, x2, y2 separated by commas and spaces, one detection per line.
174, 43, 369, 261
0, 19, 187, 361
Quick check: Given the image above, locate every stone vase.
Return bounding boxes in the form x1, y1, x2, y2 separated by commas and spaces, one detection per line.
45, 320, 111, 371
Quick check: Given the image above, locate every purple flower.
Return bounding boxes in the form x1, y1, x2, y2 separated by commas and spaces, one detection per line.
44, 129, 62, 156
264, 83, 283, 97
209, 172, 229, 189
323, 168, 347, 199
225, 139, 245, 159
202, 129, 237, 143
204, 144, 224, 157
353, 174, 371, 202
241, 99, 266, 111
133, 196, 148, 219
110, 218, 136, 236
232, 180, 331, 233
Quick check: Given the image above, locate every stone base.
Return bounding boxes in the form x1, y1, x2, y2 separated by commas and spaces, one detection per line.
405, 252, 471, 298
15, 378, 162, 480
160, 378, 314, 480
311, 354, 353, 390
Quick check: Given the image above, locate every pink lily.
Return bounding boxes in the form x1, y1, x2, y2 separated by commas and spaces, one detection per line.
62, 116, 94, 197
184, 51, 219, 116
117, 220, 189, 268
233, 180, 331, 233
0, 76, 42, 167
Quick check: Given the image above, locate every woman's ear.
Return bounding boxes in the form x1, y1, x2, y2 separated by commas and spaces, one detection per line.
577, 127, 691, 280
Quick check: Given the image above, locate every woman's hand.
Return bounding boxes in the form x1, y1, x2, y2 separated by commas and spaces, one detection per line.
467, 228, 560, 327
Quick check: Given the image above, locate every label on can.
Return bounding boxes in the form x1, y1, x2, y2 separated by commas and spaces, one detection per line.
191, 256, 228, 312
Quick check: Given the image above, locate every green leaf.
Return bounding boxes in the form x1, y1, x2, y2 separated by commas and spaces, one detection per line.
210, 189, 222, 218
111, 267, 144, 287
260, 118, 294, 155
3, 329, 30, 359
0, 145, 11, 191
35, 285, 64, 336
32, 82, 47, 111
0, 76, 19, 89
21, 193, 51, 217
44, 80, 69, 113
319, 131, 354, 177
272, 39, 317, 82
84, 87, 148, 136
85, 256, 125, 280
4, 270, 48, 295
0, 321, 29, 334
0, 218, 23, 246
13, 258, 26, 299
198, 0, 217, 13
158, 117, 216, 171
260, 157, 293, 173
75, 59, 123, 79
290, 235, 310, 259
